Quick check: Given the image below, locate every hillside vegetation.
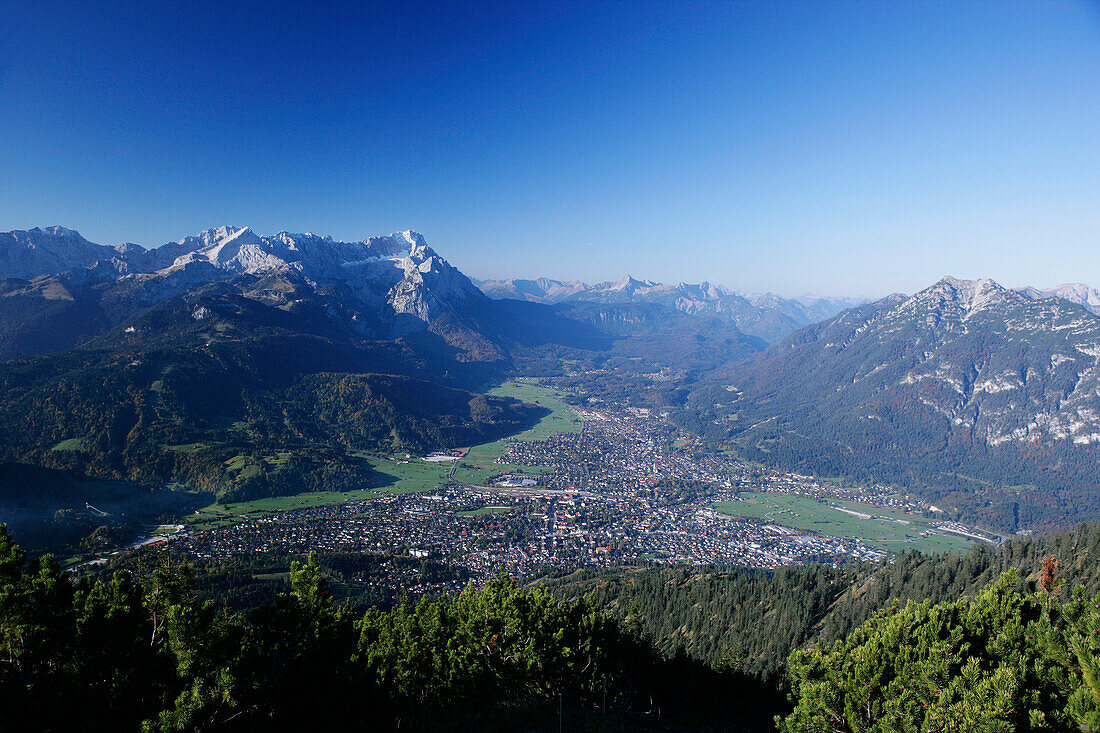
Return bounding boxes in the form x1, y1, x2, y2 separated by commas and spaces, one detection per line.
6, 525, 1100, 730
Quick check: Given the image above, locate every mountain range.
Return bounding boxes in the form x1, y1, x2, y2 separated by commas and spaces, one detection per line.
475, 275, 862, 344
686, 275, 1100, 531
0, 225, 496, 361
3, 225, 1100, 534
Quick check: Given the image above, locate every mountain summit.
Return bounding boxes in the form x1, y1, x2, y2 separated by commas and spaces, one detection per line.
690, 275, 1100, 531
0, 226, 489, 359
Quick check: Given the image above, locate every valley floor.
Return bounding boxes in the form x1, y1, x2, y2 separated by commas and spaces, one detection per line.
117, 380, 999, 601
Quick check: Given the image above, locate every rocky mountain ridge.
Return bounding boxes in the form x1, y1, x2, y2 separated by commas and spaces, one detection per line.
0, 225, 492, 358
1017, 282, 1100, 315
476, 275, 863, 343
685, 275, 1100, 530
720, 275, 1100, 446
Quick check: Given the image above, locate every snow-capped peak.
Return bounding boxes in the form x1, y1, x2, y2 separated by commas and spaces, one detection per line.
611, 275, 637, 291
394, 230, 426, 248
0, 226, 119, 279
33, 225, 85, 239
177, 225, 257, 249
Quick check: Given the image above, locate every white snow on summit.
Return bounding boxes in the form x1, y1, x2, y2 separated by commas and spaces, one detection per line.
0, 226, 120, 279
0, 226, 487, 330
150, 227, 436, 284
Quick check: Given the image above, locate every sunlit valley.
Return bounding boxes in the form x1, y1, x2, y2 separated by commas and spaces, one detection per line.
3, 2, 1100, 731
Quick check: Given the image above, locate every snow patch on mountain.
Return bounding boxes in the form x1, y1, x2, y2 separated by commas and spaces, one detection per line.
0, 225, 489, 341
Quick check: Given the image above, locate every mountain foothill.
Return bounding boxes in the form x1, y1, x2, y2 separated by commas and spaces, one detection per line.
2, 224, 1100, 545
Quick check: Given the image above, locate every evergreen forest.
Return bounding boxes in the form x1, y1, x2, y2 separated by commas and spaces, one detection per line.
9, 523, 1100, 731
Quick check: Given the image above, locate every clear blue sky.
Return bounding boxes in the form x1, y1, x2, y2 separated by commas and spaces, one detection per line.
1, 1, 1098, 297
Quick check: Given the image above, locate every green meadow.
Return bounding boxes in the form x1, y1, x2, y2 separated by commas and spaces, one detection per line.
186, 380, 577, 530
711, 492, 977, 555
186, 489, 381, 532
456, 506, 513, 517
452, 380, 580, 484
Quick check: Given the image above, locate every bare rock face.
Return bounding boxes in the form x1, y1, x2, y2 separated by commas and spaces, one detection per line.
0, 225, 490, 342
714, 275, 1100, 450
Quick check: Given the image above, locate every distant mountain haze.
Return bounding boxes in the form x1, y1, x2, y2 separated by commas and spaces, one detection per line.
475, 275, 863, 344
1016, 283, 1100, 315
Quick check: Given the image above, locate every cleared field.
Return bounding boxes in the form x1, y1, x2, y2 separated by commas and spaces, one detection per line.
51, 438, 86, 451
186, 488, 380, 531
456, 506, 513, 517
223, 452, 293, 479
486, 380, 581, 442
453, 380, 580, 484
163, 442, 215, 453
185, 380, 577, 530
372, 459, 452, 493
712, 492, 976, 555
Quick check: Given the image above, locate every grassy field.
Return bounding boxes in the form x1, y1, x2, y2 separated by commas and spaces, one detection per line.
186, 489, 381, 531
453, 380, 580, 484
164, 442, 216, 453
51, 438, 86, 451
486, 380, 581, 441
456, 506, 513, 517
184, 380, 579, 530
372, 459, 453, 493
711, 492, 976, 555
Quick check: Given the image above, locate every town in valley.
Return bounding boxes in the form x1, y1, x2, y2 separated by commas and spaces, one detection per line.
144, 380, 1001, 600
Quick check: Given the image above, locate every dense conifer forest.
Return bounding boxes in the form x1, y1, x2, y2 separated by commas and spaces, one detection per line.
6, 523, 1100, 730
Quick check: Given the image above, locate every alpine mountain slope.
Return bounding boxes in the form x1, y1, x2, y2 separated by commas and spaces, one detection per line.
687, 276, 1100, 532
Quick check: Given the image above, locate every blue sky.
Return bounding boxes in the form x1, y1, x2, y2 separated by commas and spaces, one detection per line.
1, 1, 1098, 297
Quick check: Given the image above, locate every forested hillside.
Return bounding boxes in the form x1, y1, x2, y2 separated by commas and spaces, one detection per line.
0, 526, 772, 732
7, 524, 1100, 731
547, 523, 1100, 679
680, 278, 1100, 532
0, 291, 543, 500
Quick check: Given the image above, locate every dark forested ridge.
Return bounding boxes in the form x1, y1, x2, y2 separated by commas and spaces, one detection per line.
545, 523, 1100, 680
0, 289, 545, 493
7, 524, 1100, 731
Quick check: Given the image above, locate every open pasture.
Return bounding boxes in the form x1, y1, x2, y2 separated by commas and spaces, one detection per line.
186, 488, 380, 531
454, 380, 579, 483
712, 492, 976, 555
186, 380, 577, 530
